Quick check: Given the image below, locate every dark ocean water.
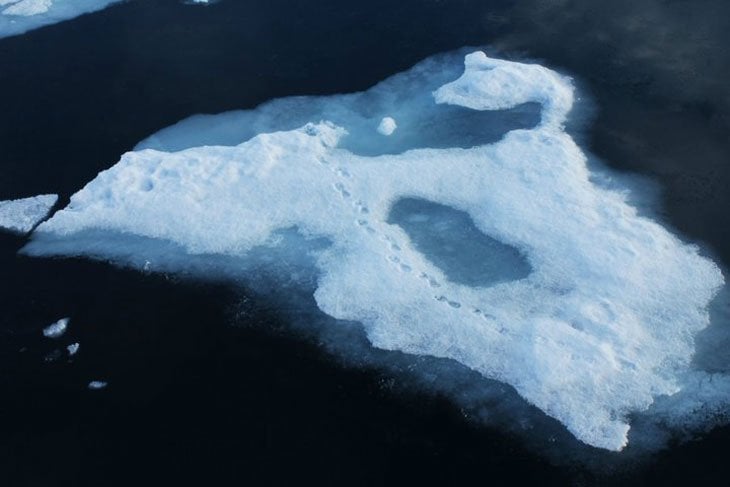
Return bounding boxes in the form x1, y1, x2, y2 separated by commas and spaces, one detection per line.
1, 0, 729, 485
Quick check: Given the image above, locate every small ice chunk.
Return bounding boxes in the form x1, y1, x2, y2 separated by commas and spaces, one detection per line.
42, 317, 69, 338
67, 343, 80, 356
377, 117, 397, 136
0, 194, 57, 234
88, 381, 107, 390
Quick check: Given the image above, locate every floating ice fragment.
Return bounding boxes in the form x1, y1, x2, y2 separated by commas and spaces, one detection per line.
67, 343, 80, 356
43, 317, 69, 339
0, 194, 57, 234
88, 381, 107, 390
377, 117, 397, 136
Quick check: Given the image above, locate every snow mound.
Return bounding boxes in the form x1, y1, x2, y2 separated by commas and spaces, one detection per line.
377, 117, 397, 136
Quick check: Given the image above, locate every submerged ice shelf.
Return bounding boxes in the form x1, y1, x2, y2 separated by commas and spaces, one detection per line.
25, 51, 726, 451
0, 0, 121, 39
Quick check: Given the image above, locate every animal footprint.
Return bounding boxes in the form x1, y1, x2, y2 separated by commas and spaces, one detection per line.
354, 201, 370, 214
419, 272, 441, 288
333, 183, 350, 198
335, 167, 351, 178
382, 235, 401, 251
435, 295, 461, 309
355, 219, 376, 234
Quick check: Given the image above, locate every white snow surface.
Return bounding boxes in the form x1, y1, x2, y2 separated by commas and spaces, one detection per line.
0, 194, 57, 234
0, 0, 121, 39
26, 51, 726, 451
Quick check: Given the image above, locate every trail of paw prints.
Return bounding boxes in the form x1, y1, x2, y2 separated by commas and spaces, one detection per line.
324, 160, 499, 324
333, 182, 351, 199
434, 292, 506, 331
387, 254, 412, 273
327, 163, 415, 274
410, 248, 507, 327
356, 218, 376, 235
335, 167, 351, 179
435, 295, 461, 309
323, 160, 378, 239
471, 306, 503, 327
327, 164, 460, 309
354, 200, 369, 215
381, 234, 412, 273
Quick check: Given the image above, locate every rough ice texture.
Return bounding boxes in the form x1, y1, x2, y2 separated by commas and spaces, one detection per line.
0, 0, 121, 39
0, 194, 57, 234
26, 51, 725, 451
43, 317, 68, 338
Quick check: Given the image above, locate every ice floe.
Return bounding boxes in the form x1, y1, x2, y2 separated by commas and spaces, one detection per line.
25, 51, 726, 452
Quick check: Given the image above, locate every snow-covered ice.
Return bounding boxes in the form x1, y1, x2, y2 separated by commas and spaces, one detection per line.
0, 194, 57, 234
25, 51, 727, 452
0, 0, 121, 39
42, 317, 68, 338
